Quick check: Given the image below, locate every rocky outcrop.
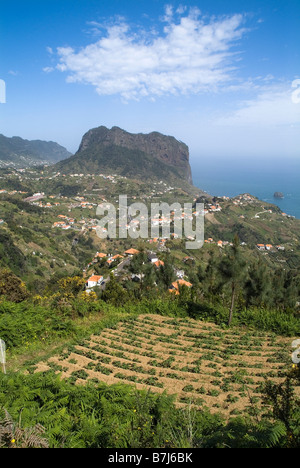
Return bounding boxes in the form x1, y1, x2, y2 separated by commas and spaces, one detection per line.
78, 126, 193, 184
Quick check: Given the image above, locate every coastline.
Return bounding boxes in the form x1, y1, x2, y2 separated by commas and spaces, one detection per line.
191, 161, 300, 220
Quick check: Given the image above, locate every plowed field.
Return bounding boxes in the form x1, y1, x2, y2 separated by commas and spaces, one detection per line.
34, 314, 297, 417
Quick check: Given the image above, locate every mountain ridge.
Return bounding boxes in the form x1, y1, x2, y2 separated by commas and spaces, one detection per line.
55, 126, 193, 187
0, 134, 72, 168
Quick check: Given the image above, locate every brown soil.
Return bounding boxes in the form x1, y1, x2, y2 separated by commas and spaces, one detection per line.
34, 314, 298, 418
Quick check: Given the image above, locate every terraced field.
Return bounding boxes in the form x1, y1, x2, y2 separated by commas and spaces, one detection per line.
34, 314, 296, 417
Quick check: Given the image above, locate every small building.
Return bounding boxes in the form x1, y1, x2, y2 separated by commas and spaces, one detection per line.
183, 256, 194, 264
148, 252, 159, 263
175, 269, 185, 279
87, 275, 103, 288
106, 258, 115, 267
169, 280, 192, 295
112, 254, 124, 261
124, 248, 140, 257
169, 279, 193, 292
95, 252, 107, 259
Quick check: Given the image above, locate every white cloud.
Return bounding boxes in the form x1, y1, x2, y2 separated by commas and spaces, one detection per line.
54, 7, 248, 100
214, 82, 300, 127
43, 66, 55, 73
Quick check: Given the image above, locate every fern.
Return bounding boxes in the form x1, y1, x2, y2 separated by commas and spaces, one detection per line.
0, 408, 49, 448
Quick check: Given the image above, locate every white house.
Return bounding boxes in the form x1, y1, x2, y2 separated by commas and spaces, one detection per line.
148, 252, 159, 263
86, 275, 103, 289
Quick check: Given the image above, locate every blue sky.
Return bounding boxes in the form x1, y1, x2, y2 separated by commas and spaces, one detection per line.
0, 0, 299, 168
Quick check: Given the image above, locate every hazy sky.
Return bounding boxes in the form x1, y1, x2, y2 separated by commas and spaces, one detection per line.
0, 0, 299, 166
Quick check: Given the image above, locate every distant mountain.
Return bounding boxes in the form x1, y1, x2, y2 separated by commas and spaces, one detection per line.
55, 126, 193, 186
0, 134, 72, 168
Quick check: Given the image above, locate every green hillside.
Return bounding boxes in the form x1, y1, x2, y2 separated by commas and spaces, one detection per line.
0, 134, 72, 168
56, 143, 192, 188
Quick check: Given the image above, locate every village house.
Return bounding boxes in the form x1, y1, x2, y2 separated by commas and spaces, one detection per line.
106, 258, 115, 267
175, 269, 185, 279
86, 275, 103, 289
183, 256, 195, 265
111, 254, 124, 261
93, 252, 107, 262
131, 273, 145, 282
124, 248, 140, 257
169, 279, 193, 295
153, 260, 164, 268
52, 221, 66, 228
148, 252, 159, 263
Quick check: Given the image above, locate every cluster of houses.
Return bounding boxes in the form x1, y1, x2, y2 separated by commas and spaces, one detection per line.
85, 247, 193, 294
204, 237, 286, 252
256, 244, 285, 252
66, 173, 124, 184
204, 203, 222, 215
204, 237, 231, 248
52, 213, 103, 232
0, 189, 28, 196
75, 199, 97, 210
85, 248, 139, 273
85, 248, 140, 290
52, 215, 76, 230
233, 194, 257, 205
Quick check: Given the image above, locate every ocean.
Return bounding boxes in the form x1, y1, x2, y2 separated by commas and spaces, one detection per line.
191, 157, 300, 220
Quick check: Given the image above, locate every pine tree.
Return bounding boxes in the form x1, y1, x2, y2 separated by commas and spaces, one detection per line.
244, 259, 272, 307
157, 255, 176, 290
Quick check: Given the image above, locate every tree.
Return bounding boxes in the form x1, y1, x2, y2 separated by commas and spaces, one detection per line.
271, 268, 300, 311
101, 273, 129, 306
244, 259, 272, 308
57, 276, 86, 298
128, 252, 148, 275
0, 269, 29, 303
217, 235, 247, 326
199, 251, 223, 303
157, 255, 176, 291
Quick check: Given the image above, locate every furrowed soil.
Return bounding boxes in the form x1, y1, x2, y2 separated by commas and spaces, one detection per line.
33, 314, 298, 418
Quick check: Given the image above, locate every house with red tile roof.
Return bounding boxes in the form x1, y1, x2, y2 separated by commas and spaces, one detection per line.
124, 248, 140, 256
86, 275, 103, 288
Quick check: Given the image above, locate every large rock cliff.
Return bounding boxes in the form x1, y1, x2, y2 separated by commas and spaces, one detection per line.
74, 126, 193, 184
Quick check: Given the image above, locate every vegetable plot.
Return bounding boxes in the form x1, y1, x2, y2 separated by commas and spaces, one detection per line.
34, 314, 297, 417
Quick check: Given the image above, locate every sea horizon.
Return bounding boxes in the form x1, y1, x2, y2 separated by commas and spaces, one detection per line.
191, 157, 300, 220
